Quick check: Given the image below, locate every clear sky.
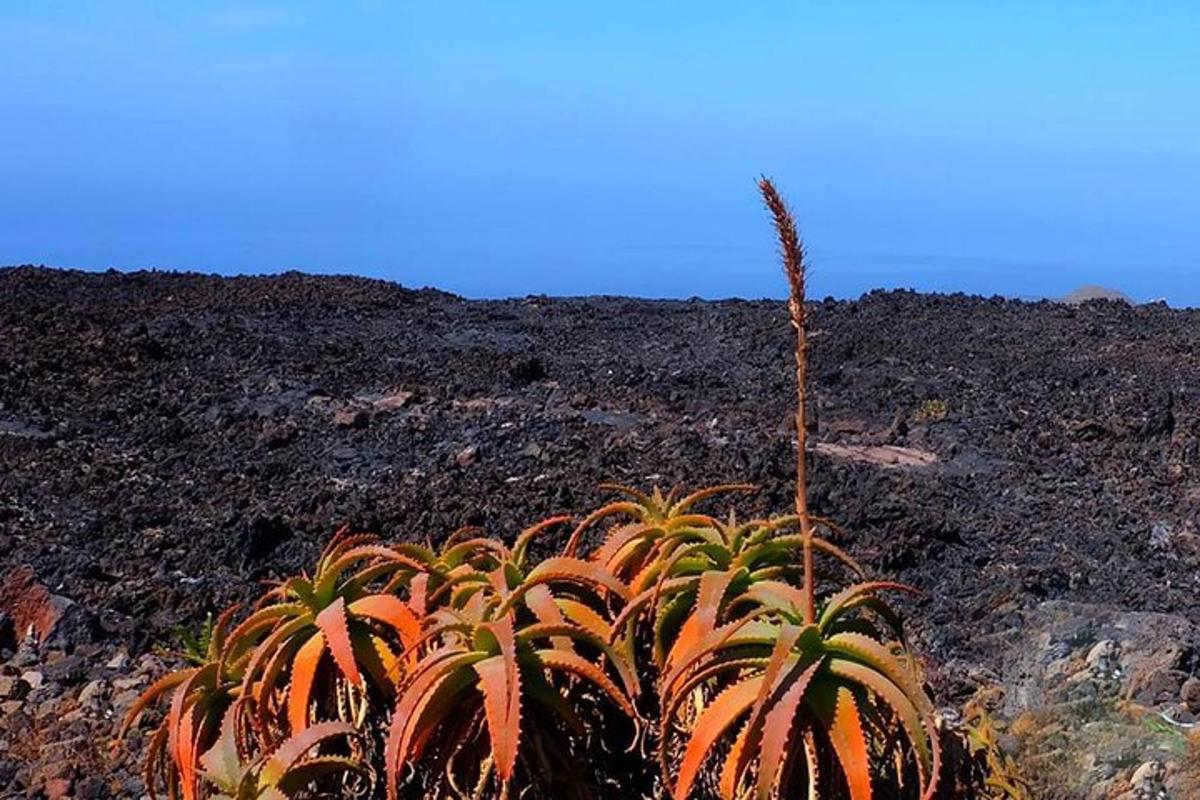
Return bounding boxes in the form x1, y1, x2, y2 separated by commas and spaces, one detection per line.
2, 2, 1198, 302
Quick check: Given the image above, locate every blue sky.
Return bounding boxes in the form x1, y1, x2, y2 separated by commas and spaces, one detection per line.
2, 2, 1198, 302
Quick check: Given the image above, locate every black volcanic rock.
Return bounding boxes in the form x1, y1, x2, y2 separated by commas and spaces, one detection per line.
3, 266, 1200, 795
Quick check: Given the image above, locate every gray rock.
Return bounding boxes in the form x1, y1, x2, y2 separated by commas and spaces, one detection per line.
43, 654, 86, 686
1086, 639, 1119, 669
1129, 760, 1164, 796
455, 445, 479, 468
333, 405, 369, 429
111, 688, 141, 712
11, 641, 38, 668
78, 679, 108, 712
1149, 521, 1173, 550
39, 595, 97, 650
1181, 676, 1200, 713
986, 601, 1200, 796
75, 776, 108, 800
0, 675, 29, 700
104, 651, 130, 671
111, 676, 143, 692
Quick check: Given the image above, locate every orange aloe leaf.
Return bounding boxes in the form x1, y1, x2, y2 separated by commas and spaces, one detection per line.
564, 500, 645, 556
518, 556, 631, 602
225, 603, 308, 652
487, 564, 512, 600
556, 597, 613, 641
591, 522, 654, 571
518, 622, 638, 699
476, 655, 518, 779
255, 636, 305, 738
522, 584, 572, 650
275, 756, 364, 794
628, 552, 668, 596
818, 582, 919, 630
144, 721, 170, 800
348, 594, 422, 647
662, 657, 770, 732
440, 537, 510, 568
119, 667, 196, 737
426, 566, 491, 606
823, 632, 930, 711
409, 571, 430, 617
238, 614, 316, 701
315, 545, 428, 599
165, 665, 212, 800
718, 623, 804, 798
187, 693, 226, 781
664, 569, 737, 672
473, 616, 521, 782
315, 596, 363, 688
721, 721, 756, 800
803, 729, 821, 800
608, 581, 682, 639
175, 703, 199, 800
208, 603, 242, 665
755, 658, 823, 800
512, 514, 573, 566
828, 658, 938, 794
288, 632, 325, 733
343, 560, 418, 597
386, 649, 485, 794
819, 686, 873, 800
668, 483, 757, 516
672, 675, 763, 800
647, 542, 710, 619
536, 648, 637, 717
260, 721, 357, 786
403, 661, 481, 766
317, 526, 370, 566
598, 483, 658, 507
741, 579, 808, 617
659, 614, 777, 702
178, 687, 226, 800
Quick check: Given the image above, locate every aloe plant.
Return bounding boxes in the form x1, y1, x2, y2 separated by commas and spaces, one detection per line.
200, 708, 364, 799
385, 518, 639, 799
227, 528, 425, 738
648, 179, 942, 800
121, 179, 956, 800
121, 606, 246, 800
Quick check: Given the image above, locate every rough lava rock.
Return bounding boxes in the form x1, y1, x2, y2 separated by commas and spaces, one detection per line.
4, 267, 1200, 797
0, 566, 96, 651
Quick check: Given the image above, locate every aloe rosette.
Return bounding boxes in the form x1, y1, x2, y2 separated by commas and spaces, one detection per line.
226, 529, 426, 739
386, 519, 640, 799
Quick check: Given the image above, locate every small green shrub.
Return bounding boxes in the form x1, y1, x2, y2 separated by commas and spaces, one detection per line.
914, 400, 949, 423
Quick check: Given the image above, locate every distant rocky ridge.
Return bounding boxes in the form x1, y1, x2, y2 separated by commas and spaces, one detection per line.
1063, 284, 1134, 305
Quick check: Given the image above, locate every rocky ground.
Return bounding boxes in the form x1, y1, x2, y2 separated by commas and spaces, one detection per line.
2, 266, 1200, 798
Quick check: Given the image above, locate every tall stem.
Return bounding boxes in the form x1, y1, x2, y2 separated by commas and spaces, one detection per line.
758, 177, 815, 625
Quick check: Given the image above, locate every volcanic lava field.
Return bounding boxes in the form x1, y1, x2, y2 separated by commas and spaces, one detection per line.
2, 266, 1199, 797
